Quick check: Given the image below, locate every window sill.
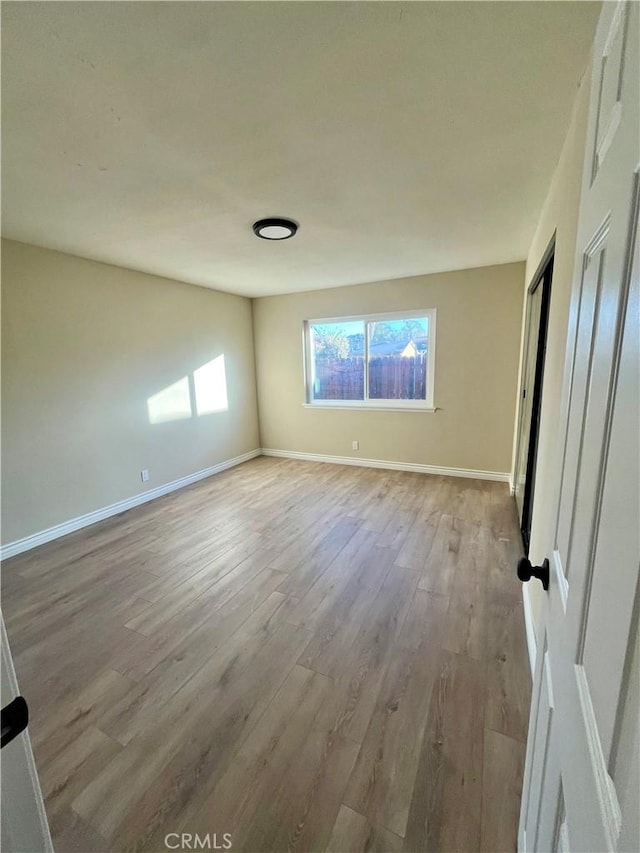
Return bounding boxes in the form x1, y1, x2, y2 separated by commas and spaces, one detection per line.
302, 403, 437, 413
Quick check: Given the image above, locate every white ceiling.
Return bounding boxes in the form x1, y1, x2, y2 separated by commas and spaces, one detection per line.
1, 1, 600, 297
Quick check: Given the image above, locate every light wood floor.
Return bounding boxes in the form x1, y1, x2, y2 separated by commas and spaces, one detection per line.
2, 457, 531, 853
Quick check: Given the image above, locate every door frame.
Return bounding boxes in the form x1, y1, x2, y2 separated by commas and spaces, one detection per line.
514, 237, 555, 553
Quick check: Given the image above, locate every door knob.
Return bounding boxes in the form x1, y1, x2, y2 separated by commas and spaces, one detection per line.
517, 557, 550, 591
1, 696, 29, 749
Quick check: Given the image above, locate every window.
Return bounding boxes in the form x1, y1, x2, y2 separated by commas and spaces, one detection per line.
304, 309, 436, 410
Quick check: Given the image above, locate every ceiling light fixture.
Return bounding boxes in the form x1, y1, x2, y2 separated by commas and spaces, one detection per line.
252, 217, 298, 240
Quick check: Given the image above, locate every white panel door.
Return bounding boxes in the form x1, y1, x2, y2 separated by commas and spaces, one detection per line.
518, 2, 639, 851
1, 614, 53, 853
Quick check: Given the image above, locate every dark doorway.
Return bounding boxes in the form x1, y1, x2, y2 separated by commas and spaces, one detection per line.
514, 246, 554, 553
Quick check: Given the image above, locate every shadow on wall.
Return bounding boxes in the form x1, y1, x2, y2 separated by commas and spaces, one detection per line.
147, 355, 229, 425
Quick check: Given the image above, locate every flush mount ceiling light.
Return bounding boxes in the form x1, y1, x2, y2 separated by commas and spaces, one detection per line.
252, 217, 298, 240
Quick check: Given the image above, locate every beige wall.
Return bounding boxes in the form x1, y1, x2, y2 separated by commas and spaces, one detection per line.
253, 262, 524, 474
1, 240, 260, 543
516, 65, 592, 633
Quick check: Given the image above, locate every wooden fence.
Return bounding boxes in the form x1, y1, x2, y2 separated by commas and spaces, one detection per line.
313, 355, 427, 400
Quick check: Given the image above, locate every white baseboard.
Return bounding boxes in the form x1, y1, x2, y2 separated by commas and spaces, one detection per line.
0, 449, 261, 560
261, 448, 510, 483
522, 583, 537, 679
519, 827, 527, 853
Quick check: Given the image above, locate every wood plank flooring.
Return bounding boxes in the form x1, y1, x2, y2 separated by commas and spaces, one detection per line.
1, 457, 531, 852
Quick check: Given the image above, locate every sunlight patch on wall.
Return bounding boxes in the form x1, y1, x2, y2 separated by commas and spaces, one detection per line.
194, 355, 228, 415
147, 355, 229, 425
147, 377, 192, 424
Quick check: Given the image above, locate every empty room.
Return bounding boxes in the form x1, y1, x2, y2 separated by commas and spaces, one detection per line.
1, 2, 638, 852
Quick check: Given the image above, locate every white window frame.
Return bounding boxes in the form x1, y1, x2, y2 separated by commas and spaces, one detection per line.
303, 308, 436, 411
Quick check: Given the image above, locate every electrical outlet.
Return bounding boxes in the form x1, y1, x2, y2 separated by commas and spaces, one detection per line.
352, 440, 359, 451
141, 469, 150, 483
